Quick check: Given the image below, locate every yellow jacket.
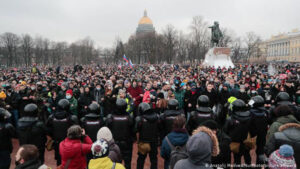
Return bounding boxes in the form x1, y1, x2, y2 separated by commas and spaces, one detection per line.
89, 157, 125, 169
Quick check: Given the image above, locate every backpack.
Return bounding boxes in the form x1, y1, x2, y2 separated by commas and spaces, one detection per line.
165, 136, 189, 169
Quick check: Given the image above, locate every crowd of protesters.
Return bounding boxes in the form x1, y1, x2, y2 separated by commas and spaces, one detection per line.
0, 62, 299, 169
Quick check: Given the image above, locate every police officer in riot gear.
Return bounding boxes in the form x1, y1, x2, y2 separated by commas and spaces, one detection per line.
0, 108, 15, 169
135, 102, 160, 169
249, 95, 268, 166
187, 95, 215, 134
80, 102, 104, 142
160, 99, 184, 137
269, 92, 300, 122
106, 98, 134, 169
46, 99, 78, 165
224, 99, 252, 168
17, 103, 47, 164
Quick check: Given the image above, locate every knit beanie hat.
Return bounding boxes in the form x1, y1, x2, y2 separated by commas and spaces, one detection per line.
0, 91, 6, 99
268, 144, 296, 169
66, 89, 73, 96
97, 127, 113, 141
91, 139, 109, 158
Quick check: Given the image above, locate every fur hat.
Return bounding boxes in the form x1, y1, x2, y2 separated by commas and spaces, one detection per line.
192, 126, 220, 157
279, 123, 300, 132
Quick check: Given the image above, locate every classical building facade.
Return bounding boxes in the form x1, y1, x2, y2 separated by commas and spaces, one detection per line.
266, 29, 300, 62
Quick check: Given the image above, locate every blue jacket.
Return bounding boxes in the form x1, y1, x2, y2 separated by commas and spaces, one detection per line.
160, 129, 189, 160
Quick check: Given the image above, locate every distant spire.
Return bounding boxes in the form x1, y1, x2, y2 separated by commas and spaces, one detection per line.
144, 9, 147, 17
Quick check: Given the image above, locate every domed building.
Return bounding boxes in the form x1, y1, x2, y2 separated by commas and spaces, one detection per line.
136, 10, 155, 36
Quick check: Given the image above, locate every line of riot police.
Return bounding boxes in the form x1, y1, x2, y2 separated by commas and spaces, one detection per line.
0, 90, 299, 169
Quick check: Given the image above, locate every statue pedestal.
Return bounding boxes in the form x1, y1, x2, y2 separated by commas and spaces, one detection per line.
202, 47, 234, 68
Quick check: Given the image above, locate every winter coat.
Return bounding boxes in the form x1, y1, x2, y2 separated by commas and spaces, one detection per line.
5, 91, 21, 110
127, 86, 143, 106
219, 89, 231, 105
117, 96, 133, 114
108, 139, 122, 163
88, 157, 125, 169
237, 92, 250, 104
174, 89, 186, 110
161, 129, 189, 168
0, 122, 15, 153
224, 110, 251, 141
17, 117, 47, 150
103, 95, 116, 116
201, 89, 218, 108
266, 114, 299, 143
59, 136, 93, 169
143, 89, 156, 104
184, 89, 198, 113
265, 123, 300, 167
249, 107, 268, 155
174, 126, 219, 169
78, 93, 93, 114
93, 88, 105, 105
15, 158, 42, 169
68, 96, 78, 116
211, 130, 231, 168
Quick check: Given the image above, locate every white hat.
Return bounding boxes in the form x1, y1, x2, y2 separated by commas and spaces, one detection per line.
97, 127, 113, 141
91, 139, 109, 157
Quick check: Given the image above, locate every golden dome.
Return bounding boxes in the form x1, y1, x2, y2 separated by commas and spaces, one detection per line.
138, 10, 153, 25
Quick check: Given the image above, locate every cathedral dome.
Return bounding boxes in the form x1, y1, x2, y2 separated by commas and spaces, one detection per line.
138, 10, 153, 25
136, 10, 155, 35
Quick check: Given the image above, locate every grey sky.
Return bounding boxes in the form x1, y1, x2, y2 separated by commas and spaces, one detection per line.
0, 0, 299, 47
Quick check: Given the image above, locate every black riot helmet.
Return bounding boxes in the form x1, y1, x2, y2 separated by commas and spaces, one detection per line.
168, 99, 179, 110
88, 102, 100, 114
197, 95, 210, 107
0, 108, 11, 122
275, 92, 290, 103
116, 98, 127, 113
58, 99, 70, 111
251, 95, 265, 108
24, 103, 38, 117
138, 102, 151, 115
232, 99, 246, 113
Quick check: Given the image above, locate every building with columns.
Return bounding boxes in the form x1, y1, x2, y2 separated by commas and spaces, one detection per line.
266, 29, 300, 62
136, 10, 155, 36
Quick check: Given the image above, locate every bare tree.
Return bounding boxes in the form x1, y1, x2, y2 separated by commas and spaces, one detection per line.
51, 41, 67, 65
230, 37, 244, 62
219, 28, 235, 47
114, 37, 124, 64
21, 34, 34, 67
189, 16, 210, 62
0, 32, 20, 67
162, 24, 178, 63
244, 32, 261, 61
176, 31, 188, 63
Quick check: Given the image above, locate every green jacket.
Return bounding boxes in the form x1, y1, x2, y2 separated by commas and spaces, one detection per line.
266, 114, 299, 142
174, 89, 186, 110
68, 96, 78, 116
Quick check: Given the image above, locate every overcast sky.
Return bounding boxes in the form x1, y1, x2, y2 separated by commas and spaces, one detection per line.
0, 0, 299, 47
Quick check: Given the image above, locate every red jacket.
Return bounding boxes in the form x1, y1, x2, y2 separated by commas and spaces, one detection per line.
59, 136, 93, 169
127, 86, 143, 106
